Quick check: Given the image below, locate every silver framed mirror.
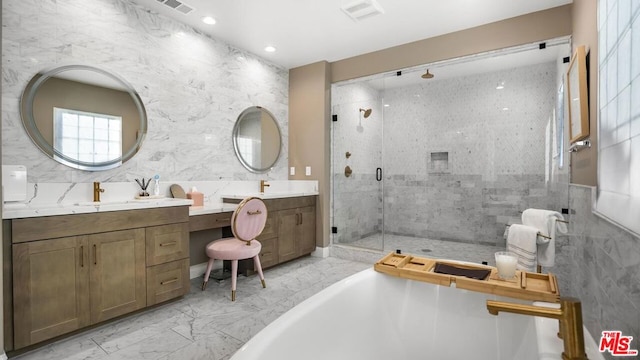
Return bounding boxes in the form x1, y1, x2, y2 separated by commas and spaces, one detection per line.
232, 106, 282, 173
20, 65, 147, 171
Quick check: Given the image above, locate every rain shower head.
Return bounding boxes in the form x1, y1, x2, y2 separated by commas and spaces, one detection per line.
360, 108, 372, 118
421, 69, 434, 79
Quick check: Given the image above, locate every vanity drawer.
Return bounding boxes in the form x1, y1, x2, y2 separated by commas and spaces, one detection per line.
146, 223, 189, 266
189, 211, 233, 232
146, 259, 190, 306
257, 215, 278, 241
259, 236, 278, 269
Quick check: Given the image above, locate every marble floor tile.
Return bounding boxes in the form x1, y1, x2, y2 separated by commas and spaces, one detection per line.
336, 233, 501, 266
157, 330, 243, 360
92, 311, 194, 354
100, 330, 191, 360
11, 336, 107, 360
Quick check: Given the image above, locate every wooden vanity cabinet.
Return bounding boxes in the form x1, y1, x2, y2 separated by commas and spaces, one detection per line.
256, 215, 279, 268
223, 196, 317, 271
277, 206, 315, 262
12, 236, 90, 349
89, 229, 147, 324
145, 222, 190, 306
5, 206, 189, 350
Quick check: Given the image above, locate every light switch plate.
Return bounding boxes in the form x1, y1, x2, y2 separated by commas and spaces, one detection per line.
305, 166, 311, 176
290, 167, 295, 176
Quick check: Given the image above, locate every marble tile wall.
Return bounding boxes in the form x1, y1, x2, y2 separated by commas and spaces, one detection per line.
1, 0, 289, 183
383, 174, 554, 245
552, 185, 640, 354
332, 62, 563, 246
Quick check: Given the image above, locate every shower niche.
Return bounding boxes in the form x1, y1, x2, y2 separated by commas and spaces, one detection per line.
428, 151, 449, 173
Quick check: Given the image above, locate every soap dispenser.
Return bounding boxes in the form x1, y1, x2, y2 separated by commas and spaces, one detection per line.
187, 186, 204, 207
153, 174, 161, 196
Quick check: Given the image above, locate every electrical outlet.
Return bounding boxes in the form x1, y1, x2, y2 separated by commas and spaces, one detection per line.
305, 166, 311, 176
290, 167, 295, 176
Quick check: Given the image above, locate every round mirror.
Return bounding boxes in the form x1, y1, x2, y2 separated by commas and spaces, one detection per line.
20, 65, 147, 171
232, 106, 282, 173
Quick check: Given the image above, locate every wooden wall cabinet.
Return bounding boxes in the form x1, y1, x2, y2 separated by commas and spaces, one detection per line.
5, 206, 190, 350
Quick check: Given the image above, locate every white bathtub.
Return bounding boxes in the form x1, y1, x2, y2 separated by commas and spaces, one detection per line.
231, 268, 604, 360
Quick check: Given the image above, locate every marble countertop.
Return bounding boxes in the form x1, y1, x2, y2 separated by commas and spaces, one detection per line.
2, 180, 319, 219
188, 203, 237, 216
2, 198, 194, 219
221, 191, 319, 200
2, 192, 316, 219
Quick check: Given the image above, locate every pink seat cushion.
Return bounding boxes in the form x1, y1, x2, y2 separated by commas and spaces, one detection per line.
206, 238, 262, 261
232, 198, 268, 241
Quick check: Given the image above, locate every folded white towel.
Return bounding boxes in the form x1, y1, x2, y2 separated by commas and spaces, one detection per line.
506, 224, 539, 272
522, 209, 568, 268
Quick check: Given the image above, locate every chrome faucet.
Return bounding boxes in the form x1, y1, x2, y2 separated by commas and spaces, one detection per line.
260, 180, 270, 193
487, 297, 588, 360
93, 182, 105, 202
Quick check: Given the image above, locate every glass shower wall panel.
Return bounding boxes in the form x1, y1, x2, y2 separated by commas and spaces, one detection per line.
331, 81, 384, 250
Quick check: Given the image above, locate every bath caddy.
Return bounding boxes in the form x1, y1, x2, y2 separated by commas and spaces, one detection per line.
374, 252, 560, 303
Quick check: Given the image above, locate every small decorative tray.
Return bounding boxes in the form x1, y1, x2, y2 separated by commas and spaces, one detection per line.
374, 252, 560, 303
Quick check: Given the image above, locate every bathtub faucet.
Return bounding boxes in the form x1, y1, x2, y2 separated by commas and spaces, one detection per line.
486, 297, 587, 360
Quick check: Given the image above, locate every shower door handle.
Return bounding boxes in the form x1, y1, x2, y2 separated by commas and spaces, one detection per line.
376, 168, 382, 181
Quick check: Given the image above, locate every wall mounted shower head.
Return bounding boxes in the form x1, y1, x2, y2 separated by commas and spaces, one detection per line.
421, 69, 434, 79
359, 108, 372, 118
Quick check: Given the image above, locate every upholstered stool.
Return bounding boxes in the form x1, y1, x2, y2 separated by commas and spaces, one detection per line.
202, 197, 267, 301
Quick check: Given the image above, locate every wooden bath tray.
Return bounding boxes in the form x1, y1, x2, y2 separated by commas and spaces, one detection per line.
374, 252, 560, 303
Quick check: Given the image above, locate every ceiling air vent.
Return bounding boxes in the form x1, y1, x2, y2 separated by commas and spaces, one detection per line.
157, 0, 194, 15
341, 0, 384, 21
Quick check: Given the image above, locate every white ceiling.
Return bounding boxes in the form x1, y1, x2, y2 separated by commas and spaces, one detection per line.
129, 0, 573, 69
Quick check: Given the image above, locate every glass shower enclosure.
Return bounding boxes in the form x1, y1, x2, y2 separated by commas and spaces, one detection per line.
331, 39, 571, 260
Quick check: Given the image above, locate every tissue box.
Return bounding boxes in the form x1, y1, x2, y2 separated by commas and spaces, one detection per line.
187, 191, 204, 207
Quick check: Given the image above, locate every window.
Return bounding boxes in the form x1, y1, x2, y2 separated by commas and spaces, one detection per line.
53, 107, 122, 165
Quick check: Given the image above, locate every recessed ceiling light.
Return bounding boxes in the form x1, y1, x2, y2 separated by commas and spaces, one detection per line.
202, 16, 216, 25
264, 46, 276, 53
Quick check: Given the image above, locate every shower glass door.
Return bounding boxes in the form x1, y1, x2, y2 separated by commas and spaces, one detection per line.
331, 81, 384, 251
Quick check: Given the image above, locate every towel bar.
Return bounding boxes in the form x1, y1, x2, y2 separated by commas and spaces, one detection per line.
516, 211, 569, 224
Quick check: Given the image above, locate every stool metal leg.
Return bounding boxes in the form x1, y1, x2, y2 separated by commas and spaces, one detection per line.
231, 259, 238, 301
202, 258, 215, 291
253, 255, 266, 288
